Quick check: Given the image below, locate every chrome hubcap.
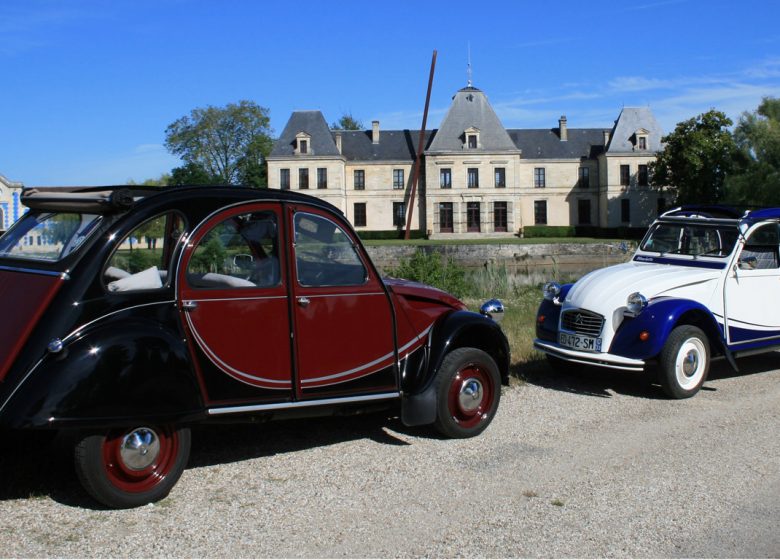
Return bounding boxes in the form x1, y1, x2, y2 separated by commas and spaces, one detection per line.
119, 428, 160, 471
458, 378, 484, 412
682, 350, 699, 377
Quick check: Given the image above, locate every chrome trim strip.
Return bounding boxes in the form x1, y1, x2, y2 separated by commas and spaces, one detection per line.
189, 295, 287, 303
0, 265, 66, 278
0, 356, 46, 414
534, 340, 645, 372
184, 312, 292, 387
63, 300, 175, 343
207, 392, 400, 415
302, 323, 433, 384
303, 292, 385, 299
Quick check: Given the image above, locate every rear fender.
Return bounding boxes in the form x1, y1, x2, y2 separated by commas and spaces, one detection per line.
0, 319, 203, 429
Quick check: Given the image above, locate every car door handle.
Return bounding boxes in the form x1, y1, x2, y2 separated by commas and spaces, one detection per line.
182, 300, 198, 311
297, 296, 310, 307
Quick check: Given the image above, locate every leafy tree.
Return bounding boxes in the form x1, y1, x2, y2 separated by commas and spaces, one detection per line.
169, 162, 218, 186
126, 174, 170, 187
165, 100, 273, 186
650, 110, 740, 205
726, 97, 780, 206
330, 113, 363, 130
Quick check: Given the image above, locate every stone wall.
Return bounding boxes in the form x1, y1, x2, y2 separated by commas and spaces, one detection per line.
366, 241, 635, 276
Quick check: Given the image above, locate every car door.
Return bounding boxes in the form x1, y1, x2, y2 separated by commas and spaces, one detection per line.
288, 205, 397, 399
178, 203, 293, 405
724, 222, 780, 347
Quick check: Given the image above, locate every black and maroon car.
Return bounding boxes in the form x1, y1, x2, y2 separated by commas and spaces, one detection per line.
0, 185, 509, 508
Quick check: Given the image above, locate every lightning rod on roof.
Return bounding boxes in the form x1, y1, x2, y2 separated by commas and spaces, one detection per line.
467, 42, 472, 87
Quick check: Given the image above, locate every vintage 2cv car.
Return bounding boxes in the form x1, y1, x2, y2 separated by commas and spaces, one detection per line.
0, 185, 509, 508
535, 205, 780, 399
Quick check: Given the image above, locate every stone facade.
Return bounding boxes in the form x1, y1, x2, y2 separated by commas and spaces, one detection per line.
0, 174, 25, 231
267, 86, 665, 236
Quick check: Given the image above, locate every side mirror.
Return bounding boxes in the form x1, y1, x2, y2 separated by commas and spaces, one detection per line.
233, 253, 254, 269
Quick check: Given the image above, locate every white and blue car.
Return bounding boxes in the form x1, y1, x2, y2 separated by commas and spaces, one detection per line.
535, 206, 780, 398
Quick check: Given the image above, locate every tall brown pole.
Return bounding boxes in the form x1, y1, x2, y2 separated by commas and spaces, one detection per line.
404, 50, 437, 240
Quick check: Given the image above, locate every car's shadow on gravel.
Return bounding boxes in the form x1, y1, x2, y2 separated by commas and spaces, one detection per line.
519, 352, 780, 399
0, 412, 415, 509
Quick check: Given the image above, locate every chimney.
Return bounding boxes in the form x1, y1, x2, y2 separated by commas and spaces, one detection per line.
603, 130, 611, 147
559, 115, 568, 141
372, 120, 380, 144
334, 131, 342, 154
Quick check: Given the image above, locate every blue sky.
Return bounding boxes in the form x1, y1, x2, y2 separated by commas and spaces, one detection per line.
2, 0, 779, 186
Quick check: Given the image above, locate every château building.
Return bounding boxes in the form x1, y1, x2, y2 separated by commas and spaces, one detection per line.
0, 174, 25, 232
267, 83, 666, 237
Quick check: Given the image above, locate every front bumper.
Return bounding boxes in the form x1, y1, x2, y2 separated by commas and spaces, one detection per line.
534, 339, 646, 372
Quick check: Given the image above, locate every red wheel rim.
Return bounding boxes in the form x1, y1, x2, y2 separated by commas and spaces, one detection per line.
446, 363, 495, 429
102, 426, 179, 494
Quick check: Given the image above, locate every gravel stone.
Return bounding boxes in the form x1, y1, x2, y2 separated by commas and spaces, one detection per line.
1, 354, 778, 557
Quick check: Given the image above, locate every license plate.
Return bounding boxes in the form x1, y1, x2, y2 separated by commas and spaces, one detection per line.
559, 332, 602, 352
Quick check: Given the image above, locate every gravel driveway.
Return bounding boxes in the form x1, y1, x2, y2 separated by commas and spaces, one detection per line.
1, 355, 779, 558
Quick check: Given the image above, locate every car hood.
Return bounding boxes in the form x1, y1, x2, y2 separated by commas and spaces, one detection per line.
564, 262, 722, 314
383, 277, 466, 310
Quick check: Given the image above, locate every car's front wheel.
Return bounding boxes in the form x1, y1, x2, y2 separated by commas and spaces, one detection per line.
433, 347, 501, 438
74, 424, 191, 509
658, 325, 710, 399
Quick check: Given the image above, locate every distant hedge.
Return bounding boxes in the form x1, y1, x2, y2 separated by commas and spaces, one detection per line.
574, 226, 647, 240
356, 229, 426, 240
522, 225, 575, 238
522, 225, 646, 240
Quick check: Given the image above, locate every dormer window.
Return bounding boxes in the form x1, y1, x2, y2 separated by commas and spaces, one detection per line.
633, 128, 649, 151
465, 127, 480, 149
294, 132, 311, 155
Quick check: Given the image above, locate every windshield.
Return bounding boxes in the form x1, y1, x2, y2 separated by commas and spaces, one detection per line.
0, 212, 102, 262
640, 222, 739, 258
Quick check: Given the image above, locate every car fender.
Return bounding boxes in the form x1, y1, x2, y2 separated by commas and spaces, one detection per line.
610, 297, 726, 361
0, 318, 204, 429
401, 310, 509, 427
535, 283, 573, 341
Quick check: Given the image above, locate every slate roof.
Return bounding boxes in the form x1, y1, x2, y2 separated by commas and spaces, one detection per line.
508, 128, 607, 160
337, 129, 436, 162
270, 111, 340, 157
271, 100, 662, 163
607, 107, 664, 153
427, 87, 518, 153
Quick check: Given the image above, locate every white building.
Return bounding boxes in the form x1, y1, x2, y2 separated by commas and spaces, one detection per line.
0, 174, 25, 231
267, 83, 665, 237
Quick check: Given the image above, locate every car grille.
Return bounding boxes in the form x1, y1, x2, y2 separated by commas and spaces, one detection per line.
561, 309, 604, 338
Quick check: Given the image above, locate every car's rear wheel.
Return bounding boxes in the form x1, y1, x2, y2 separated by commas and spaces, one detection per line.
74, 424, 190, 509
659, 325, 710, 399
433, 347, 500, 438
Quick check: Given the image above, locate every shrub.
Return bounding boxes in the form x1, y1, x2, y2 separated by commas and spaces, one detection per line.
385, 248, 467, 298
356, 229, 426, 240
522, 225, 575, 238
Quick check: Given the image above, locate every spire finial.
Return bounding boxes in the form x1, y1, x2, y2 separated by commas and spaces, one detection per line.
467, 42, 473, 87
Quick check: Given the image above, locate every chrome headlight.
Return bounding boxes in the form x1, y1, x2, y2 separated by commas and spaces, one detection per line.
479, 299, 505, 323
626, 292, 648, 315
543, 281, 562, 301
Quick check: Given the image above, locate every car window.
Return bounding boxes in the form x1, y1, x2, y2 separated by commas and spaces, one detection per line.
186, 211, 280, 289
104, 212, 186, 292
740, 223, 780, 270
0, 212, 101, 262
294, 212, 366, 287
641, 223, 738, 257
